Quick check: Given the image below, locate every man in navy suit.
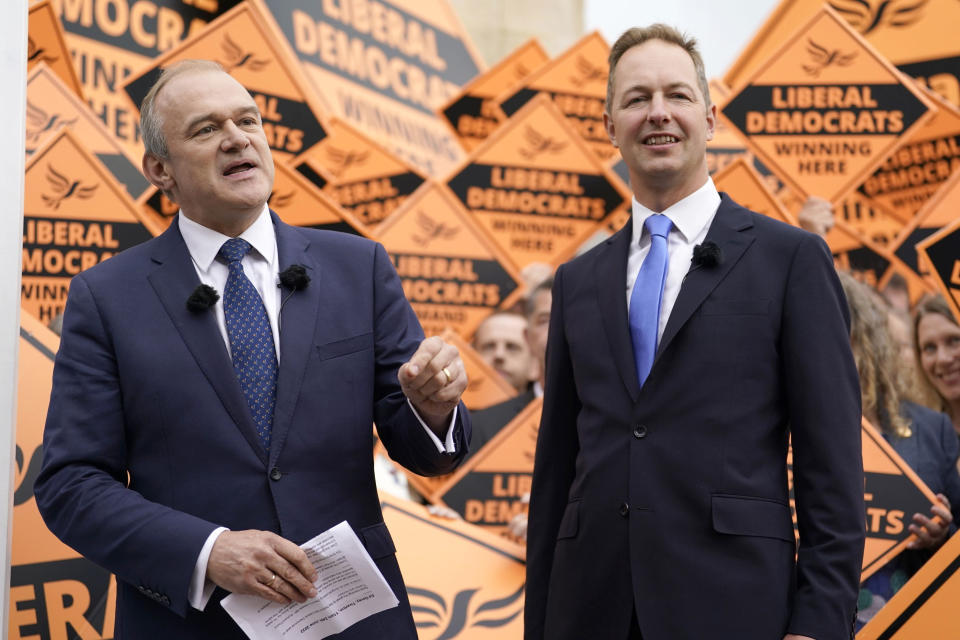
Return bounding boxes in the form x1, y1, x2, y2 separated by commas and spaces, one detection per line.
34, 60, 471, 639
524, 25, 864, 640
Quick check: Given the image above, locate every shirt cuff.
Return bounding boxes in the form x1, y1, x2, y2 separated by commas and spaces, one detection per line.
188, 527, 228, 611
407, 398, 458, 453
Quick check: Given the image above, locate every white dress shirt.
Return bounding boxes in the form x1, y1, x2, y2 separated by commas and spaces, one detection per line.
178, 206, 457, 610
626, 179, 722, 342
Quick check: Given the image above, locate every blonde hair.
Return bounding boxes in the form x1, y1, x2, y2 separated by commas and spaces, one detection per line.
913, 294, 959, 416
839, 271, 912, 438
606, 24, 711, 111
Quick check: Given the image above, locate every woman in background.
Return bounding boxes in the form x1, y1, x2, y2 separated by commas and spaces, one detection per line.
839, 273, 960, 628
914, 294, 960, 435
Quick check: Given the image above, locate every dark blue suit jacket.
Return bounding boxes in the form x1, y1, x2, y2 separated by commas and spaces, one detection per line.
525, 195, 864, 640
35, 213, 470, 639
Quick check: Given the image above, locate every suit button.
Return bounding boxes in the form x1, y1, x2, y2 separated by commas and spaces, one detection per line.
269, 467, 282, 481
633, 424, 647, 439
619, 502, 629, 517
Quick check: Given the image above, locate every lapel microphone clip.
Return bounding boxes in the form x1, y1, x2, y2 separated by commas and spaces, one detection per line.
186, 284, 220, 313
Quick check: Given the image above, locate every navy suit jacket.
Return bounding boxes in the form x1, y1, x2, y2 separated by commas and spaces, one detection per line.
35, 213, 470, 639
524, 195, 864, 640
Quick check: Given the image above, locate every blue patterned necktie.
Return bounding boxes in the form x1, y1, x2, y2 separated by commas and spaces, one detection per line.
629, 214, 673, 387
218, 238, 277, 451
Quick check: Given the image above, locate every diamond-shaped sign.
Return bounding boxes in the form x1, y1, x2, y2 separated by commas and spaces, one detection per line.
380, 493, 525, 637
495, 31, 614, 162
860, 418, 941, 581
916, 202, 960, 324
713, 156, 798, 225
858, 89, 960, 221
267, 161, 369, 235
891, 165, 960, 276
724, 0, 960, 110
438, 38, 550, 152
28, 1, 83, 99
721, 6, 936, 204
27, 63, 150, 200
375, 181, 524, 338
292, 116, 427, 229
446, 94, 629, 271
434, 398, 541, 536
122, 1, 329, 163
23, 129, 154, 324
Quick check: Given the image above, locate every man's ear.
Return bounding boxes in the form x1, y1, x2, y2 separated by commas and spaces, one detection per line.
705, 103, 717, 143
603, 110, 619, 148
142, 153, 175, 193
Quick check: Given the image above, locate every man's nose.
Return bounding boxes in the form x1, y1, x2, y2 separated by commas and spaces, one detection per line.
220, 120, 251, 151
646, 93, 670, 124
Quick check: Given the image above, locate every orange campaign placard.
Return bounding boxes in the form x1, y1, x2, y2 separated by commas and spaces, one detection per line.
857, 88, 960, 222
707, 78, 752, 176
121, 1, 330, 164
28, 0, 84, 99
266, 161, 370, 235
857, 521, 960, 639
712, 156, 798, 225
262, 0, 485, 177
50, 0, 239, 160
292, 116, 427, 228
828, 219, 932, 303
495, 31, 614, 162
10, 312, 118, 640
374, 181, 524, 338
835, 192, 906, 248
445, 94, 630, 271
22, 129, 155, 325
440, 328, 517, 411
438, 38, 550, 152
433, 398, 541, 536
27, 63, 151, 201
724, 0, 960, 108
915, 213, 960, 324
860, 418, 941, 581
720, 6, 936, 205
379, 493, 526, 639
890, 166, 960, 277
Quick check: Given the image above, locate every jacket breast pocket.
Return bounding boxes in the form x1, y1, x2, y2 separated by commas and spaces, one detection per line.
316, 332, 374, 361
711, 494, 795, 542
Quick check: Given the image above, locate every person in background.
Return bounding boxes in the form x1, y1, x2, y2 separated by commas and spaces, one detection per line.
839, 273, 959, 629
914, 294, 960, 436
472, 310, 536, 395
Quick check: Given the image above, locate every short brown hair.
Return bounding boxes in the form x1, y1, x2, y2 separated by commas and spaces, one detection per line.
140, 59, 225, 159
605, 24, 711, 112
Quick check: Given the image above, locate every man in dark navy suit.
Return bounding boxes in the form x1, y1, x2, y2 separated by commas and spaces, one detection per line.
35, 60, 471, 639
524, 25, 864, 640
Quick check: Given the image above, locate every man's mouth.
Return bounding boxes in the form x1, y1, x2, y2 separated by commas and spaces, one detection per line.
224, 162, 255, 176
644, 135, 679, 145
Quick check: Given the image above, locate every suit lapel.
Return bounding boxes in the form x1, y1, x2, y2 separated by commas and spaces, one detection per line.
147, 218, 268, 465
656, 195, 756, 360
268, 213, 321, 465
595, 219, 641, 402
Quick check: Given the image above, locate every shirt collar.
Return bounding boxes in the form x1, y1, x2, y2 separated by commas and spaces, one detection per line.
178, 204, 276, 273
630, 178, 720, 245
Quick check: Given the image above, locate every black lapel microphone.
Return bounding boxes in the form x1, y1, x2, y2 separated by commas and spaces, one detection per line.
277, 264, 311, 315
691, 241, 722, 269
186, 284, 220, 313
683, 241, 722, 283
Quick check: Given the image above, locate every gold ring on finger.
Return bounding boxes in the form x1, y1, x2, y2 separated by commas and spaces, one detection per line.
268, 572, 277, 588
442, 367, 452, 384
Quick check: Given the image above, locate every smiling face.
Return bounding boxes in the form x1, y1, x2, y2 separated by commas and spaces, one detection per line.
604, 39, 715, 210
142, 69, 274, 235
917, 312, 960, 405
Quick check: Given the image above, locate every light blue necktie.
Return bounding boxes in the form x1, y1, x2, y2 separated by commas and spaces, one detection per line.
629, 215, 673, 387
219, 238, 278, 451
